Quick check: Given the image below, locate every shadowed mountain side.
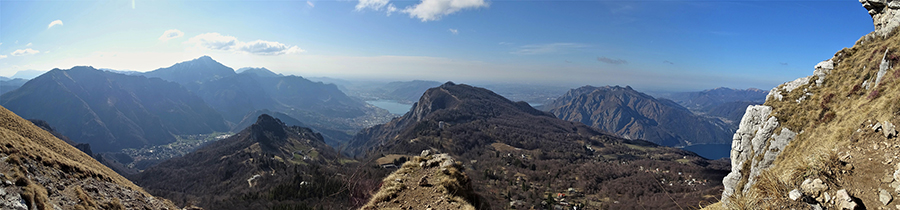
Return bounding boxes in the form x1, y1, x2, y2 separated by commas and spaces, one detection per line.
142, 55, 236, 90
142, 56, 390, 145
0, 66, 228, 152
545, 85, 733, 146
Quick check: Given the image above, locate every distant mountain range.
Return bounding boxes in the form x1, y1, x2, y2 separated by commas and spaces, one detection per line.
1, 66, 229, 152
654, 87, 768, 127
544, 85, 734, 147
236, 67, 282, 77
0, 77, 28, 95
661, 87, 767, 111
10, 69, 45, 79
141, 56, 388, 146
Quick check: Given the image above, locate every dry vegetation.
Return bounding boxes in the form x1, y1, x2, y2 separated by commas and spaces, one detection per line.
708, 27, 900, 209
362, 152, 481, 210
0, 105, 177, 209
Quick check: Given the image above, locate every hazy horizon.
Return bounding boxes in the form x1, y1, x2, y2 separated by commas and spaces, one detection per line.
0, 0, 873, 91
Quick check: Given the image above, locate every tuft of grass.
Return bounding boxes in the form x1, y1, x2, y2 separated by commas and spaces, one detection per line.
22, 183, 49, 210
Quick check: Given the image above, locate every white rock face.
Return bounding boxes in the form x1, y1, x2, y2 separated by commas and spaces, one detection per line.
721, 105, 798, 204
767, 76, 812, 101
814, 59, 834, 86
861, 0, 900, 37
876, 49, 892, 87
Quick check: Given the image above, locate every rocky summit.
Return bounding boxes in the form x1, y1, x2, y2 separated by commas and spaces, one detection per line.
710, 1, 900, 209
361, 150, 484, 210
0, 105, 177, 209
134, 114, 349, 210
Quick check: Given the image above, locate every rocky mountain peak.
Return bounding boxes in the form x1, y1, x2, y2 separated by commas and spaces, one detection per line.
861, 0, 900, 37
250, 114, 288, 143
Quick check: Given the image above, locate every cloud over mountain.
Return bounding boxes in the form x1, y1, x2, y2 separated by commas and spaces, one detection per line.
184, 33, 303, 55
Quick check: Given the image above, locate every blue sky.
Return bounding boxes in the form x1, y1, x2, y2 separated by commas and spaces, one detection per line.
0, 0, 874, 91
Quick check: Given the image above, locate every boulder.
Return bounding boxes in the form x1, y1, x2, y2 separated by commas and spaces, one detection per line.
835, 189, 857, 210
789, 189, 802, 201
814, 59, 834, 86
884, 121, 897, 138
800, 178, 828, 202
881, 188, 893, 205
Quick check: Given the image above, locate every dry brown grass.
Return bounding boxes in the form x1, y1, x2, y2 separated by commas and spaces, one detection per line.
709, 28, 900, 209
0, 105, 178, 209
361, 154, 481, 210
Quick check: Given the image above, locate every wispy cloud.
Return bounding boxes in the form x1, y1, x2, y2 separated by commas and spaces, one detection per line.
237, 40, 304, 55
48, 20, 63, 29
449, 28, 458, 35
0, 55, 7, 59
663, 60, 674, 65
356, 0, 486, 21
511, 43, 588, 55
779, 62, 789, 66
184, 33, 304, 55
26, 43, 32, 47
355, 0, 398, 15
597, 56, 627, 65
158, 29, 184, 42
307, 1, 315, 8
403, 0, 488, 22
11, 48, 40, 56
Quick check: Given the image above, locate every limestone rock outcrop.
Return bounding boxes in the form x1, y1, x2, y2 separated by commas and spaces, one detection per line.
861, 0, 900, 37
721, 105, 797, 204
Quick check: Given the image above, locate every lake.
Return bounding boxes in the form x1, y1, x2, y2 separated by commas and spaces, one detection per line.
367, 100, 413, 115
682, 144, 731, 160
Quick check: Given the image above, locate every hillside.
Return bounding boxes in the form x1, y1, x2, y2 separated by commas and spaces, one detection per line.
0, 105, 177, 209
544, 85, 733, 146
710, 1, 900, 209
0, 66, 228, 152
348, 82, 729, 209
0, 78, 27, 95
231, 109, 354, 147
134, 114, 359, 209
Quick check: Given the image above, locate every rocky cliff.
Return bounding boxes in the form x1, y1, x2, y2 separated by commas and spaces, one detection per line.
714, 1, 900, 209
